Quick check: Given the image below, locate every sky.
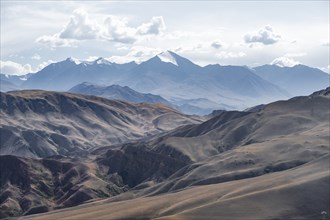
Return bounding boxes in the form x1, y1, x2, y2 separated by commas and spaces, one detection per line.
0, 0, 329, 75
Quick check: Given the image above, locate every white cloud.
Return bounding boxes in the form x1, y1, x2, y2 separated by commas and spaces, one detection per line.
85, 56, 99, 61
0, 60, 32, 75
2, 1, 329, 71
59, 9, 101, 40
36, 60, 55, 71
211, 41, 224, 49
107, 46, 161, 63
36, 33, 74, 48
270, 52, 306, 67
271, 56, 300, 67
102, 16, 137, 43
320, 65, 330, 73
137, 16, 166, 35
244, 25, 281, 45
284, 52, 307, 57
0, 59, 56, 75
216, 51, 246, 59
322, 41, 329, 46
36, 9, 166, 47
31, 53, 41, 60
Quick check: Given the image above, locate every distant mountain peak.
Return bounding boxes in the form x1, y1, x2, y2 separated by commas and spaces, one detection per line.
66, 57, 81, 65
204, 64, 221, 68
94, 57, 113, 65
156, 51, 179, 66
68, 82, 172, 106
80, 81, 94, 86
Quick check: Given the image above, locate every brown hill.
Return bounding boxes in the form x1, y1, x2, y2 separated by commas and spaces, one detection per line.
2, 88, 329, 219
0, 145, 190, 218
22, 155, 329, 220
0, 90, 203, 158
0, 155, 125, 218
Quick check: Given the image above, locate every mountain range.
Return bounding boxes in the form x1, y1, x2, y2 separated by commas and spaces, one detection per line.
253, 64, 329, 96
1, 51, 328, 114
1, 88, 329, 219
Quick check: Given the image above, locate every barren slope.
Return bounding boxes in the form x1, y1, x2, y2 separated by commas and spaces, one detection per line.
0, 90, 202, 158
0, 155, 127, 218
3, 88, 330, 219
22, 155, 329, 220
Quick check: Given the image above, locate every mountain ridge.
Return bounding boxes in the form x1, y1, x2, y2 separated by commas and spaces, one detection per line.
0, 90, 203, 158
253, 64, 329, 96
1, 51, 328, 114
68, 82, 172, 106
2, 88, 328, 219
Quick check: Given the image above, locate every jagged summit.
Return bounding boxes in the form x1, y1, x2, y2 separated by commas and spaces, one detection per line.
156, 50, 179, 66
64, 57, 113, 66
94, 57, 113, 65
65, 57, 81, 65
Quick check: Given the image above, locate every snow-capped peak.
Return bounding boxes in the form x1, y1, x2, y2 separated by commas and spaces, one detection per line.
94, 57, 112, 65
67, 57, 82, 65
157, 51, 178, 66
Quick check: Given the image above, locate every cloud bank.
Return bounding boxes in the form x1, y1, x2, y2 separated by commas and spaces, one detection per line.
36, 9, 166, 47
0, 61, 32, 75
0, 59, 55, 75
270, 52, 307, 67
271, 57, 300, 67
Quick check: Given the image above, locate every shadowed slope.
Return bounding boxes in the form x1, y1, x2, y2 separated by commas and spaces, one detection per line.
0, 90, 203, 158
3, 88, 329, 219
23, 155, 329, 220
0, 155, 127, 218
139, 91, 329, 163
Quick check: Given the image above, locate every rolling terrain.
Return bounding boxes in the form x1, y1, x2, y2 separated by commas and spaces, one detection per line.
0, 88, 328, 219
0, 90, 202, 158
22, 155, 329, 220
0, 155, 127, 218
1, 1, 329, 220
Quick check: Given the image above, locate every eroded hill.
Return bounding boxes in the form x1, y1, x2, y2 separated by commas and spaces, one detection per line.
0, 90, 203, 158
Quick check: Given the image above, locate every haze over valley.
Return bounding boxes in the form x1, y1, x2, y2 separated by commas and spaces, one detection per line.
1, 51, 329, 115
0, 1, 329, 220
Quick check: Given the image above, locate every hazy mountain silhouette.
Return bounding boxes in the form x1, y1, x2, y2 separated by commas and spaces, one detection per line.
253, 64, 329, 96
22, 58, 137, 91
17, 51, 310, 113
0, 73, 32, 87
0, 79, 19, 92
68, 82, 172, 106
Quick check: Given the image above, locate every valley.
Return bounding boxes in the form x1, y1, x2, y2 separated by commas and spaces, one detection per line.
0, 88, 329, 219
1, 1, 329, 219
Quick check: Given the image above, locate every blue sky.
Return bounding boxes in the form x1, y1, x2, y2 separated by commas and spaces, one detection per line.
1, 1, 329, 75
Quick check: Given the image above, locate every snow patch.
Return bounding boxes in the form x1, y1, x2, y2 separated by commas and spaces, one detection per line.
157, 51, 178, 66
95, 58, 112, 65
68, 57, 82, 65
